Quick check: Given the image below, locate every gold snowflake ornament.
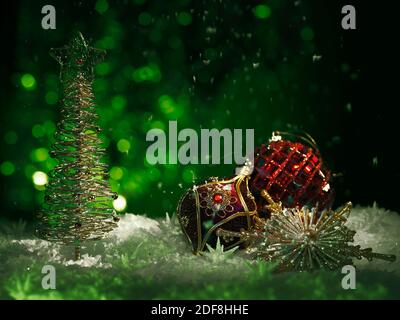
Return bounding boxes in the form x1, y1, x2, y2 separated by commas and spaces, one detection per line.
217, 191, 396, 272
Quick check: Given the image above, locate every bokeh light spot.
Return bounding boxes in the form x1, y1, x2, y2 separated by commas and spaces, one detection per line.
132, 64, 161, 82
150, 120, 165, 130
117, 139, 131, 153
32, 171, 48, 186
110, 166, 124, 180
31, 148, 49, 162
112, 95, 127, 110
21, 74, 36, 90
113, 195, 127, 211
96, 62, 111, 76
147, 167, 161, 181
96, 36, 115, 50
341, 63, 350, 73
45, 158, 57, 171
32, 124, 46, 138
158, 95, 175, 114
158, 95, 184, 119
301, 27, 315, 41
253, 5, 271, 19
177, 12, 192, 26
95, 0, 109, 14
1, 161, 15, 176
45, 91, 59, 105
350, 72, 358, 80
43, 121, 56, 135
138, 12, 152, 26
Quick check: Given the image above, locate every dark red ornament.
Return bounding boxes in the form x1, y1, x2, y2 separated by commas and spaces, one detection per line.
177, 174, 257, 254
249, 133, 334, 217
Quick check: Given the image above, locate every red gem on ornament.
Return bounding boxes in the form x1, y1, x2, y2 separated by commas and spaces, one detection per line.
213, 193, 223, 203
76, 59, 84, 65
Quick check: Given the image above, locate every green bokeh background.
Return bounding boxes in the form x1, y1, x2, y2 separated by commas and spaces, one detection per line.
0, 0, 397, 221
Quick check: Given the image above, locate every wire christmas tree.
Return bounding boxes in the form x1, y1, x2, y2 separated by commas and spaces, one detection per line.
35, 32, 119, 260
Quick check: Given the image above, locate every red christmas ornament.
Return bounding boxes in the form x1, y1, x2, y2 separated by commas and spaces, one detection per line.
249, 132, 334, 217
177, 174, 257, 254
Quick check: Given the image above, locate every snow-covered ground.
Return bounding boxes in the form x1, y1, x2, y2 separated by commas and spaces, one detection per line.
0, 205, 399, 299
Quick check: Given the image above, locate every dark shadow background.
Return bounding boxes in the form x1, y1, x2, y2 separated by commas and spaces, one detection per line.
0, 0, 399, 221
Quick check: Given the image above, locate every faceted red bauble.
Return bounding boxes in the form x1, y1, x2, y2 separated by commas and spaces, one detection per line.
249, 137, 334, 217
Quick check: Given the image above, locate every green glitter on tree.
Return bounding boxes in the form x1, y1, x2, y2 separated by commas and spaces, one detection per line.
35, 32, 119, 260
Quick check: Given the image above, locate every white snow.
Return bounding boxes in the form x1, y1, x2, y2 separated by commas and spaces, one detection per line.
109, 213, 161, 242
347, 204, 400, 274
4, 206, 400, 275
